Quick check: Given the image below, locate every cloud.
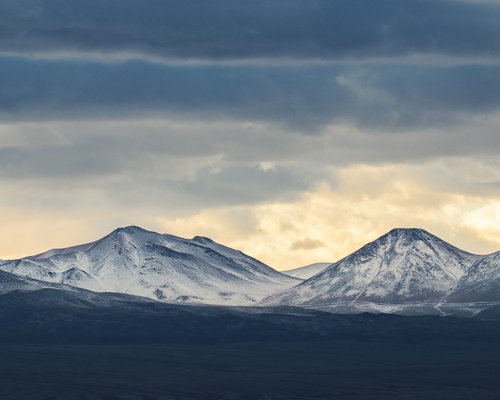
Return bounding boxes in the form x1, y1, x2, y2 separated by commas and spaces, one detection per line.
1, 155, 499, 266
290, 238, 326, 251
153, 161, 500, 269
0, 125, 317, 213
1, 0, 499, 267
1, 114, 500, 189
96, 164, 314, 213
2, 57, 500, 131
1, 0, 500, 63
170, 164, 312, 206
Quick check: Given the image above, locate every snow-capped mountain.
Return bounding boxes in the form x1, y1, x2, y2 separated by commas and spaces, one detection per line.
283, 262, 332, 280
261, 228, 489, 313
0, 226, 299, 306
446, 251, 500, 303
3, 226, 499, 315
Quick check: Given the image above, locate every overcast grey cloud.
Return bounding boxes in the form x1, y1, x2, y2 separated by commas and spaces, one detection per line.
2, 115, 500, 190
1, 0, 500, 131
1, 0, 500, 263
1, 0, 500, 62
2, 57, 500, 131
130, 164, 313, 210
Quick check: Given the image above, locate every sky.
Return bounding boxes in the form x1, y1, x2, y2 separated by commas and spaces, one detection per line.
1, 0, 500, 269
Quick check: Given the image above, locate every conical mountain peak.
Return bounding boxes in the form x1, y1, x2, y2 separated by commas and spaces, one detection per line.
262, 227, 482, 311
385, 227, 432, 239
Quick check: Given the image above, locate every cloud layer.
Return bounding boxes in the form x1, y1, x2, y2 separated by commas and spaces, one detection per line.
1, 0, 500, 62
0, 0, 499, 267
2, 57, 500, 132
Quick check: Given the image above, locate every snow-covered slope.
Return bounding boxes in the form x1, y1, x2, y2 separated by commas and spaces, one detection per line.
261, 228, 485, 313
1, 226, 300, 306
0, 269, 55, 294
446, 251, 500, 303
283, 262, 332, 280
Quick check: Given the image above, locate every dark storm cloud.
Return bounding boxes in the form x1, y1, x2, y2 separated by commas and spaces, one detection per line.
0, 56, 344, 128
0, 0, 499, 62
2, 56, 500, 130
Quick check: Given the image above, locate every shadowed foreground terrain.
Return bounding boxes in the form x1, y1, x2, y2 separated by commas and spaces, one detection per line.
1, 340, 500, 400
1, 289, 500, 399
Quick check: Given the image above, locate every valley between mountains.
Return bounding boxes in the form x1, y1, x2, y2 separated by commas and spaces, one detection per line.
1, 226, 500, 317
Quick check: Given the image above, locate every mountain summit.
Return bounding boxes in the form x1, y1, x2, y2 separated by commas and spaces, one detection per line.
0, 226, 299, 305
261, 228, 485, 313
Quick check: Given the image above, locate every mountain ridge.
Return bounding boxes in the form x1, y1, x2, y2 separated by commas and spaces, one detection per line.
2, 226, 500, 315
0, 225, 299, 306
283, 262, 332, 280
261, 228, 499, 314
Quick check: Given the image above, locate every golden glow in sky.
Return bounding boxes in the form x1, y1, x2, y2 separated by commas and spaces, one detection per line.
2, 161, 499, 271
